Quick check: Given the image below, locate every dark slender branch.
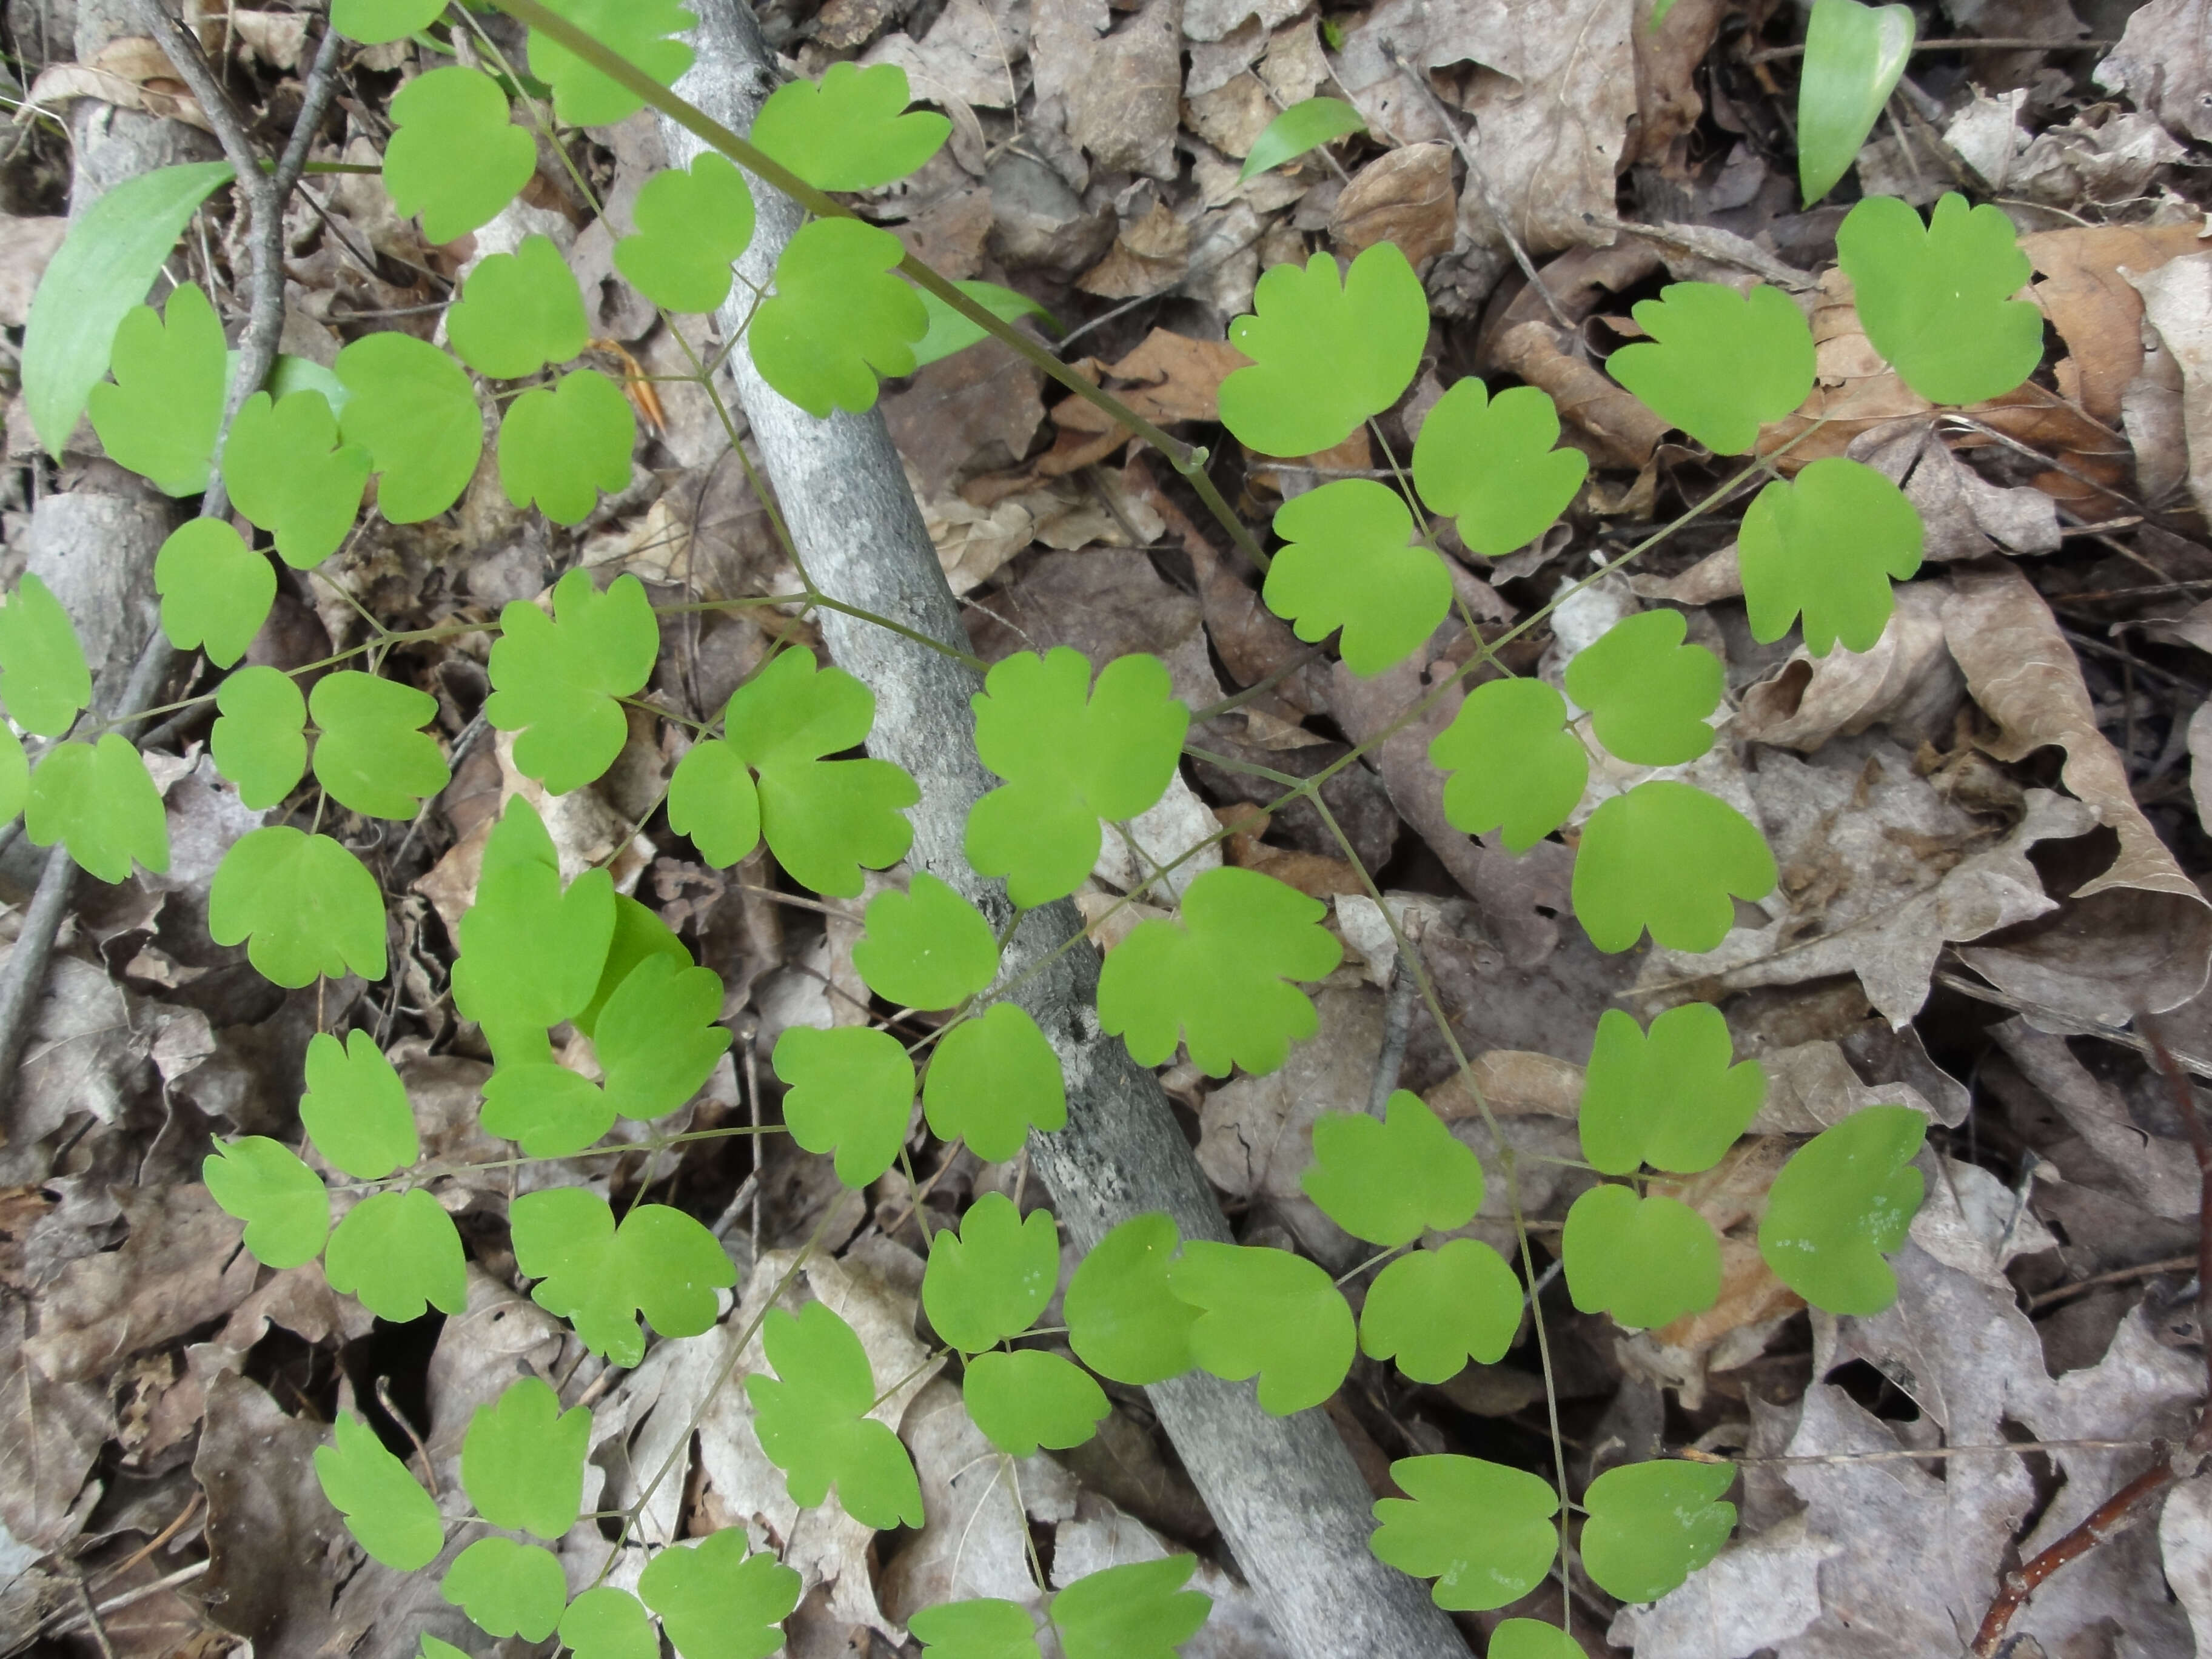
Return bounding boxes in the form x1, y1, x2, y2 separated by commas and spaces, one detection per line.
1969, 1461, 2181, 1657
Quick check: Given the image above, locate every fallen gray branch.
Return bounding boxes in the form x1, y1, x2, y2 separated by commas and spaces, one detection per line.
662, 8, 1469, 1655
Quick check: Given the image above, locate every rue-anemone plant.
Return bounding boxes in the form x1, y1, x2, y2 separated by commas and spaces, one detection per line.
8, 0, 2043, 1651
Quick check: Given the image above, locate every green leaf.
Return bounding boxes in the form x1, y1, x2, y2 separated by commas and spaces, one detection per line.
449, 235, 589, 381
854, 873, 997, 1010
1264, 480, 1450, 676
300, 1029, 419, 1180
309, 669, 451, 820
751, 61, 950, 190
23, 160, 234, 460
451, 799, 616, 1031
511, 1187, 737, 1366
922, 1001, 1067, 1161
527, 0, 697, 127
1740, 455, 1922, 656
576, 893, 692, 1037
962, 1350, 1108, 1456
335, 333, 484, 524
210, 666, 308, 809
1051, 1557, 1210, 1659
967, 648, 1188, 908
155, 520, 273, 668
0, 730, 26, 829
1562, 1185, 1719, 1329
559, 1587, 657, 1659
1099, 866, 1342, 1078
86, 281, 224, 497
1581, 1458, 1737, 1602
668, 739, 760, 866
1302, 1091, 1483, 1248
1065, 1212, 1198, 1386
771, 1024, 914, 1187
594, 953, 731, 1119
223, 389, 370, 568
384, 67, 535, 243
1563, 609, 1723, 766
749, 218, 927, 418
637, 1529, 802, 1659
1797, 0, 1914, 204
1578, 1004, 1763, 1176
1489, 1620, 1584, 1659
1219, 244, 1426, 458
614, 153, 756, 315
314, 1410, 442, 1570
1239, 95, 1365, 182
441, 1536, 566, 1642
1572, 780, 1775, 954
26, 737, 169, 883
1166, 1241, 1353, 1415
485, 569, 658, 793
202, 1136, 329, 1269
325, 1187, 468, 1321
1606, 283, 1814, 455
1369, 1455, 1559, 1612
461, 1375, 591, 1538
480, 1062, 611, 1156
209, 826, 387, 985
1361, 1239, 1521, 1384
1838, 191, 2042, 406
922, 1192, 1057, 1353
1427, 678, 1587, 853
912, 281, 1057, 369
1757, 1104, 1925, 1315
910, 1599, 1042, 1659
720, 648, 917, 897
1409, 380, 1587, 556
498, 368, 635, 526
746, 1299, 925, 1529
332, 0, 445, 44
0, 574, 91, 736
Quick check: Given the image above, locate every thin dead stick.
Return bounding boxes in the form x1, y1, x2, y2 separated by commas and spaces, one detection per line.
41, 1560, 211, 1641
1971, 1461, 2184, 1656
1932, 970, 2212, 1081
1684, 1437, 2162, 1467
2028, 1254, 2197, 1310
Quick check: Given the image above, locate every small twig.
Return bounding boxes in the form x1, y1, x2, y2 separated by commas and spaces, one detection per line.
2028, 1254, 2198, 1310
92, 1492, 204, 1592
1970, 1460, 2184, 1656
374, 1375, 439, 1496
1684, 1436, 2163, 1467
1368, 960, 1418, 1115
70, 1571, 120, 1659
1932, 970, 2212, 1081
40, 1560, 210, 1641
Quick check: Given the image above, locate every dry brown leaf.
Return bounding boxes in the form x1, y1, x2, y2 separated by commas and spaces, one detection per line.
0, 216, 65, 331
1735, 583, 1964, 752
1032, 0, 1180, 176
0, 1299, 111, 1557
1486, 242, 1671, 469
1424, 1049, 1585, 1120
892, 185, 997, 279
1078, 200, 1191, 298
1329, 143, 1456, 266
2096, 0, 2212, 142
2129, 250, 2212, 523
2023, 220, 2210, 423
1054, 329, 1249, 434
1989, 1017, 2200, 1219
864, 0, 1021, 108
1849, 423, 2060, 561
22, 36, 212, 131
882, 336, 1044, 497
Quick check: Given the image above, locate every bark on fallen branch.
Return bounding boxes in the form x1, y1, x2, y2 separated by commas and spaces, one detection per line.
660, 8, 1468, 1655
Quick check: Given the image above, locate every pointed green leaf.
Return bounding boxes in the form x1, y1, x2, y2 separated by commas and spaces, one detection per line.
1572, 780, 1774, 954
1264, 479, 1450, 675
668, 737, 761, 866
87, 280, 225, 496
771, 1024, 914, 1187
922, 1001, 1067, 1161
912, 281, 1056, 368
1302, 1090, 1483, 1247
442, 1536, 566, 1642
223, 389, 370, 567
910, 1598, 1042, 1659
1837, 192, 2040, 405
751, 61, 950, 190
326, 1187, 468, 1321
210, 666, 308, 809
499, 367, 635, 526
922, 1192, 1057, 1353
1361, 1239, 1521, 1384
332, 0, 444, 44
527, 0, 697, 127
301, 1029, 420, 1180
1410, 380, 1587, 556
310, 669, 450, 820
461, 1375, 591, 1539
1563, 1185, 1719, 1329
209, 826, 387, 985
1606, 283, 1814, 455
481, 1062, 612, 1156
1167, 1241, 1353, 1415
595, 953, 730, 1119
1239, 95, 1364, 181
27, 736, 168, 883
485, 569, 659, 793
1797, 0, 1914, 204
1369, 1455, 1559, 1612
1578, 1004, 1763, 1176
1219, 244, 1426, 458
315, 1410, 442, 1569
559, 1587, 657, 1659
637, 1529, 802, 1659
1427, 677, 1587, 853
0, 574, 91, 736
451, 803, 615, 1031
575, 893, 692, 1037
746, 1299, 925, 1529
1099, 866, 1342, 1078
511, 1186, 737, 1366
1740, 455, 1922, 655
1758, 1104, 1925, 1315
1050, 1556, 1210, 1659
1563, 609, 1723, 766
449, 234, 589, 380
749, 218, 927, 418
853, 873, 997, 1010
962, 1350, 1108, 1456
335, 332, 484, 524
1581, 1458, 1737, 1602
384, 67, 535, 243
1489, 1621, 1584, 1659
1065, 1212, 1197, 1386
614, 153, 756, 314
203, 1135, 329, 1268
155, 520, 273, 668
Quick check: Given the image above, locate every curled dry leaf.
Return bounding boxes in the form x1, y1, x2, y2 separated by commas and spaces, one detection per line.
1484, 242, 1671, 471
2096, 0, 2212, 142
1848, 424, 2060, 563
1329, 144, 1456, 267
2127, 251, 2212, 523
1735, 583, 1964, 753
2023, 220, 2210, 423
1987, 1017, 2200, 1219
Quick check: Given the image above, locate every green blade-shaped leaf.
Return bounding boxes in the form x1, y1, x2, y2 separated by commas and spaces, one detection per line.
1264, 479, 1450, 676
1563, 609, 1723, 766
1427, 677, 1587, 853
594, 952, 730, 1120
771, 1024, 915, 1187
912, 281, 1056, 368
155, 520, 273, 668
314, 1410, 442, 1569
384, 67, 535, 243
1099, 866, 1342, 1078
749, 218, 927, 418
1360, 1239, 1521, 1384
309, 669, 451, 820
853, 873, 998, 1010
86, 280, 224, 497
300, 1029, 419, 1180
668, 738, 762, 866
1606, 283, 1814, 455
637, 1529, 802, 1659
1580, 1458, 1737, 1602
449, 234, 589, 380
1836, 191, 2042, 406
27, 736, 169, 883
485, 569, 659, 794
1797, 0, 1915, 204
325, 1187, 468, 1321
335, 332, 484, 524
614, 152, 756, 314
1051, 1556, 1210, 1659
223, 389, 370, 568
910, 1598, 1042, 1659
962, 1349, 1108, 1456
1065, 1212, 1197, 1386
922, 1191, 1057, 1353
1369, 1454, 1559, 1612
1740, 455, 1923, 655
441, 1535, 566, 1642
527, 0, 697, 127
511, 1187, 737, 1366
331, 0, 444, 44
203, 1135, 329, 1268
559, 1586, 657, 1659
461, 1375, 591, 1538
1239, 95, 1365, 182
1409, 380, 1587, 556
1572, 780, 1775, 954
1578, 1004, 1763, 1176
1219, 244, 1426, 458
751, 61, 950, 190
499, 367, 635, 526
1301, 1090, 1483, 1247
210, 666, 308, 809
1167, 1241, 1354, 1414
209, 826, 387, 985
480, 1062, 612, 1156
1758, 1104, 1925, 1314
746, 1299, 925, 1528
1562, 1185, 1720, 1329
0, 573, 92, 736
922, 1001, 1067, 1161
967, 648, 1188, 907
